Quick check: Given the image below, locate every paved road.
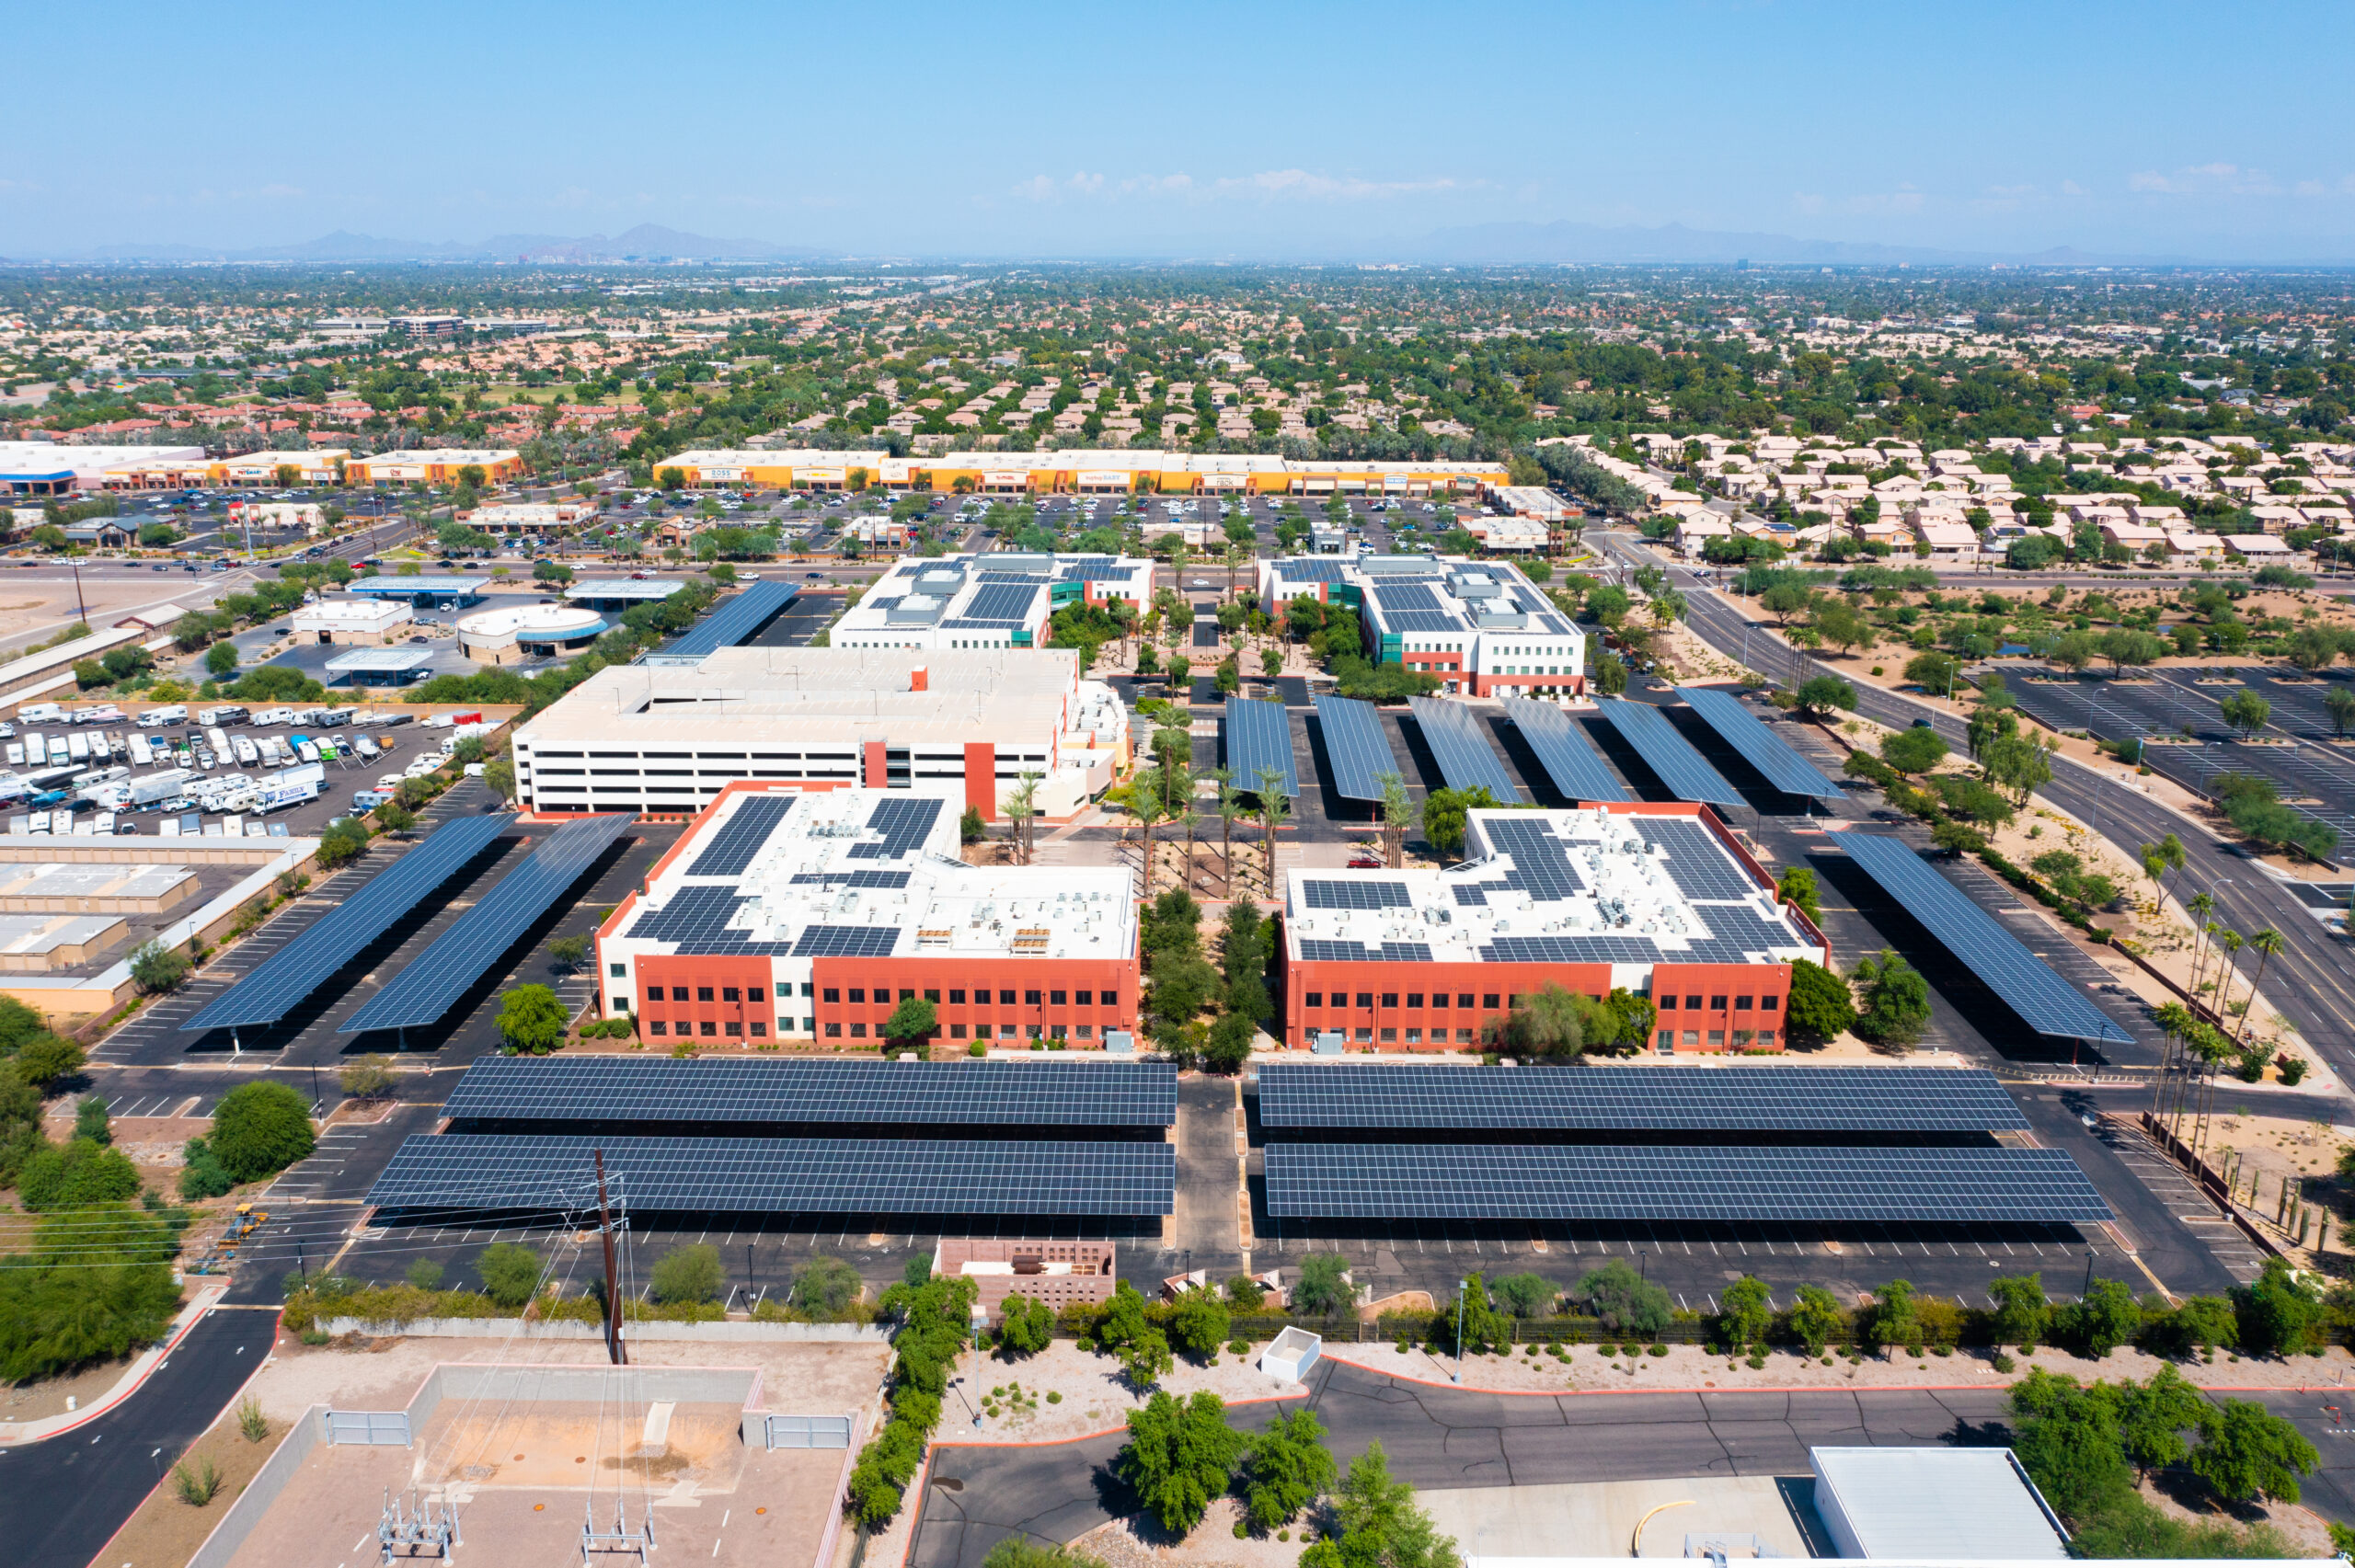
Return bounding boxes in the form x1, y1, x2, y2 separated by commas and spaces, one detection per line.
0, 1307, 275, 1568
909, 1354, 2355, 1568
1603, 534, 2355, 1071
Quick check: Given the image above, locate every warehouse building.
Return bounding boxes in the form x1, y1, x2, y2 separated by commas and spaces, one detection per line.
651, 448, 1507, 498
511, 647, 1129, 819
596, 783, 1138, 1047
1260, 553, 1587, 698
290, 598, 415, 646
831, 552, 1154, 652
1281, 803, 1826, 1051
0, 442, 207, 497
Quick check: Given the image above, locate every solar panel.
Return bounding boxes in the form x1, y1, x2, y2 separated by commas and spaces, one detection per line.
1059, 558, 1127, 581
1384, 610, 1464, 633
1406, 697, 1523, 801
368, 1135, 1177, 1217
341, 814, 638, 1035
1373, 583, 1440, 612
848, 795, 942, 860
182, 814, 515, 1034
1262, 1144, 2111, 1223
960, 582, 1041, 624
1298, 938, 1433, 962
1257, 1064, 2029, 1132
1313, 695, 1404, 804
686, 794, 795, 876
791, 924, 902, 957
788, 869, 911, 888
1832, 830, 2135, 1044
1673, 686, 1844, 801
1303, 879, 1412, 910
441, 1058, 1179, 1128
1593, 699, 1744, 807
1225, 697, 1300, 796
1499, 698, 1632, 803
625, 885, 794, 954
1638, 817, 1764, 900
1480, 818, 1585, 899
643, 580, 798, 666
1480, 935, 1659, 962
1276, 560, 1345, 584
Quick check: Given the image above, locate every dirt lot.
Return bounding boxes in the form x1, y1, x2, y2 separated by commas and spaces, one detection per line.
98, 1410, 292, 1568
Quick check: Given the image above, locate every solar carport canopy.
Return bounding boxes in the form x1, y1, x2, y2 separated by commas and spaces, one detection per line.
1673, 685, 1844, 800
1834, 830, 2134, 1045
440, 1057, 1179, 1129
341, 813, 638, 1035
183, 813, 515, 1034
1499, 697, 1630, 804
1257, 1064, 2029, 1134
1314, 693, 1404, 803
1263, 1145, 2111, 1224
367, 1135, 1176, 1217
1592, 698, 1743, 807
1225, 696, 1299, 796
1407, 697, 1522, 801
643, 579, 798, 666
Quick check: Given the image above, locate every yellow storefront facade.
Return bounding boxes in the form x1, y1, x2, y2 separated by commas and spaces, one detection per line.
652, 448, 1507, 498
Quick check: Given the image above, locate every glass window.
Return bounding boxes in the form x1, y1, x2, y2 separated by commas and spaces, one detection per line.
1380, 1028, 1396, 1043
1355, 993, 1373, 1010
700, 1021, 717, 1037
671, 986, 689, 1001
1000, 990, 1017, 1005
1706, 1029, 1725, 1046
1354, 1028, 1373, 1042
1682, 1029, 1700, 1047
825, 1022, 842, 1037
1100, 990, 1119, 1010
1657, 1029, 1674, 1050
1483, 994, 1500, 1010
1405, 1027, 1422, 1043
614, 995, 629, 1013
899, 990, 915, 1001
1381, 993, 1398, 1009
1050, 990, 1067, 1006
696, 987, 714, 1002
1406, 993, 1424, 1008
1051, 1024, 1067, 1039
1429, 992, 1447, 1010
999, 1024, 1016, 1038
1758, 1029, 1777, 1045
799, 982, 814, 998
850, 1023, 867, 1038
750, 1022, 766, 1037
1684, 995, 1702, 1009
1075, 1024, 1093, 1039
1025, 990, 1042, 1005
949, 990, 966, 1004
650, 1021, 668, 1036
1659, 995, 1678, 1011
1735, 995, 1753, 1011
1304, 992, 1322, 1008
950, 1024, 967, 1038
1710, 995, 1728, 1010
848, 988, 865, 1003
748, 987, 764, 1001
721, 987, 740, 1002
608, 962, 626, 979
1455, 1028, 1475, 1044
1458, 993, 1474, 1008
724, 1022, 742, 1036
822, 988, 840, 1003
1761, 995, 1779, 1012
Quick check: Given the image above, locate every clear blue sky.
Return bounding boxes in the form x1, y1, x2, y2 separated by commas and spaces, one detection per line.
10, 0, 2355, 262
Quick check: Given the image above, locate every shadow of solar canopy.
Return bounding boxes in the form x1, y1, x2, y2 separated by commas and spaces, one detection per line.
1831, 830, 2134, 1045
1257, 1063, 2029, 1133
1592, 698, 1744, 807
1673, 685, 1844, 800
1263, 1144, 2110, 1223
1406, 696, 1522, 801
438, 1057, 1178, 1130
1499, 696, 1631, 803
340, 813, 638, 1035
366, 1135, 1176, 1218
1313, 693, 1405, 803
1224, 696, 1299, 795
183, 813, 515, 1035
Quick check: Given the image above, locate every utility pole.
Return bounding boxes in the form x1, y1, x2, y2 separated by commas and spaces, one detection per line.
595, 1149, 626, 1367
71, 561, 86, 626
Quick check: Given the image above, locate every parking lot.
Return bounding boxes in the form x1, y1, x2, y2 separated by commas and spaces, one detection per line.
1989, 662, 2355, 849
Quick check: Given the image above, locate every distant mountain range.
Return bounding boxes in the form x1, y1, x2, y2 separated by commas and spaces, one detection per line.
14, 223, 822, 264
1401, 220, 2189, 269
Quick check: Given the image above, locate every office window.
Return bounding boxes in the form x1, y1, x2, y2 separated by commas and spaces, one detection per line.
1658, 1029, 1674, 1050
1710, 995, 1728, 1010
822, 988, 840, 1003
1075, 990, 1093, 1006
644, 990, 663, 1010
825, 1022, 842, 1037
848, 988, 866, 1004
614, 995, 629, 1013
724, 1022, 742, 1036
649, 1022, 668, 1036
1455, 1028, 1476, 1044
1076, 1024, 1093, 1039
1100, 990, 1119, 1009
1025, 990, 1042, 1006
1406, 993, 1423, 1009
1684, 995, 1702, 1009
1706, 1029, 1725, 1047
1355, 993, 1373, 1010
1354, 1028, 1373, 1042
850, 1023, 867, 1038
1681, 1030, 1700, 1047
799, 982, 813, 998
1381, 993, 1398, 1009
1000, 990, 1017, 1005
749, 987, 765, 1002
1027, 1024, 1042, 1040
1660, 995, 1678, 1012
696, 987, 715, 1002
1304, 992, 1322, 1009
700, 1022, 717, 1037
1050, 990, 1066, 1006
899, 989, 915, 1001
1051, 1024, 1067, 1040
1483, 994, 1500, 1010
1735, 995, 1752, 1011
608, 962, 626, 979
1429, 992, 1447, 1010
950, 1024, 967, 1039
1457, 993, 1475, 1009
925, 989, 940, 1003
1380, 1028, 1396, 1043
998, 1024, 1016, 1038
750, 1022, 766, 1037
1758, 1029, 1777, 1046
671, 986, 690, 1001
1405, 1027, 1422, 1044
949, 990, 966, 1005
1761, 995, 1779, 1012
721, 987, 740, 1002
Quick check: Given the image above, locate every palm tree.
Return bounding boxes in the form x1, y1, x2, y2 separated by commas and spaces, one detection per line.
1153, 720, 1192, 813
1256, 768, 1290, 898
2183, 892, 2215, 1001
2211, 929, 2246, 1029
1005, 772, 1041, 866
1132, 790, 1166, 900
1377, 771, 1417, 870
1212, 768, 1245, 898
2237, 929, 2285, 1047
1224, 541, 1250, 604
1178, 804, 1200, 896
2150, 1001, 2193, 1118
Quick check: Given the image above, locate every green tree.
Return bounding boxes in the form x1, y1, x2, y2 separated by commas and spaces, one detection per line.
2218, 689, 2272, 741
1878, 726, 1948, 774
959, 805, 985, 843
475, 1241, 544, 1308
1863, 1277, 1920, 1353
1115, 1390, 1248, 1536
1305, 1442, 1462, 1568
2192, 1399, 2318, 1505
1850, 950, 1932, 1048
17, 1138, 141, 1210
1495, 983, 1598, 1060
2324, 685, 2355, 739
74, 1094, 110, 1146
1167, 1287, 1231, 1359
1573, 1257, 1670, 1337
1786, 1284, 1844, 1356
1775, 865, 1821, 923
2057, 1277, 2142, 1359
1293, 1251, 1354, 1317
650, 1242, 725, 1304
1792, 675, 1856, 716
496, 983, 569, 1054
1717, 1275, 1772, 1352
1419, 785, 1500, 859
1989, 1273, 2050, 1350
339, 1055, 396, 1100
1784, 958, 1856, 1046
995, 1291, 1054, 1356
2008, 1368, 2135, 1521
882, 994, 937, 1047
17, 1033, 85, 1090
209, 1081, 314, 1181
1489, 1272, 1557, 1318
2098, 627, 2166, 675
2111, 1365, 2205, 1481
2232, 1256, 2319, 1358
1245, 1408, 1338, 1531
0, 1205, 184, 1382
204, 640, 238, 678
1121, 1326, 1175, 1389
789, 1255, 864, 1318
129, 940, 190, 995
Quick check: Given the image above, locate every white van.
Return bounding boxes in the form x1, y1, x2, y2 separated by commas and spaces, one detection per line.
17, 704, 63, 725
128, 733, 153, 767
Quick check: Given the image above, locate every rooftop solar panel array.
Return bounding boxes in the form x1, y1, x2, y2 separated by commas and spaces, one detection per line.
686, 795, 796, 876
341, 814, 638, 1035
624, 885, 794, 954
849, 795, 943, 860
1225, 697, 1300, 796
1059, 558, 1128, 581
644, 579, 798, 665
1313, 694, 1405, 803
1833, 830, 2135, 1044
1298, 938, 1434, 963
788, 869, 912, 888
1638, 817, 1765, 900
1303, 879, 1413, 910
183, 814, 515, 1034
1275, 560, 1346, 584
791, 924, 902, 957
1499, 698, 1632, 803
368, 1135, 1177, 1217
949, 581, 1041, 627
441, 1057, 1179, 1127
1372, 583, 1441, 612
1673, 686, 1844, 801
1593, 699, 1744, 807
1257, 1064, 2029, 1132
1406, 697, 1523, 801
1262, 1144, 2111, 1223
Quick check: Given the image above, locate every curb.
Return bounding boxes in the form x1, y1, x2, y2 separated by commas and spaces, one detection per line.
0, 1284, 230, 1448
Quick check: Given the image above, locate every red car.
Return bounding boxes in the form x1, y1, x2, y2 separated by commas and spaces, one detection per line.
1347, 855, 1383, 869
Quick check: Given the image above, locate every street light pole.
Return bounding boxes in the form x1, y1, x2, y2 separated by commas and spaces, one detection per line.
1453, 1279, 1467, 1384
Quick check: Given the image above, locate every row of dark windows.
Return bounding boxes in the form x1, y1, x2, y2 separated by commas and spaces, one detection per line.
1300, 991, 1783, 1013
647, 985, 768, 1003
820, 987, 1119, 1008
649, 1020, 769, 1037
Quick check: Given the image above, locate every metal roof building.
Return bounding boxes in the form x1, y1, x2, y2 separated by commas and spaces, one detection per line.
1809, 1448, 2069, 1561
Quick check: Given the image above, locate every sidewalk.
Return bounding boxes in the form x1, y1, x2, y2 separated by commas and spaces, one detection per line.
0, 1283, 230, 1447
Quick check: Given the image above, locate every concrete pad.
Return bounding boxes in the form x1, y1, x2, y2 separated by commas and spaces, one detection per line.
1418, 1474, 1814, 1561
